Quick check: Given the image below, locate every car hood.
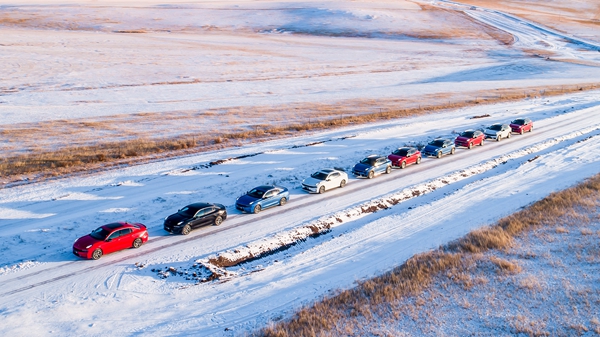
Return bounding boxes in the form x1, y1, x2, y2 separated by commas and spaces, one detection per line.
236, 194, 259, 206
423, 144, 441, 152
302, 177, 323, 187
73, 234, 101, 249
388, 154, 407, 162
165, 213, 189, 225
455, 136, 470, 142
353, 163, 372, 171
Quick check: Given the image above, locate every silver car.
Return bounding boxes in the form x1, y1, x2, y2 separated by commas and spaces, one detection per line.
302, 168, 348, 194
484, 123, 512, 141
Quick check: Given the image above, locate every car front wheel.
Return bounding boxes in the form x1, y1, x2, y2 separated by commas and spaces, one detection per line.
132, 238, 143, 248
507, 132, 511, 138
520, 129, 524, 135
91, 248, 103, 260
214, 216, 223, 226
468, 142, 473, 149
436, 151, 442, 159
253, 205, 261, 214
181, 224, 192, 235
279, 197, 287, 206
400, 161, 406, 169
368, 171, 374, 179
318, 186, 325, 194
416, 156, 422, 164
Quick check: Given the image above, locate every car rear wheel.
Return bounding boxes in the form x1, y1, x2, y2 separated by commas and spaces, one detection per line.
132, 238, 143, 248
368, 171, 374, 179
214, 216, 223, 226
400, 161, 406, 169
451, 147, 455, 155
340, 180, 346, 188
507, 132, 511, 138
496, 136, 501, 142
279, 197, 287, 206
480, 139, 484, 146
530, 126, 533, 132
318, 186, 325, 194
253, 205, 261, 214
181, 224, 192, 235
416, 156, 422, 164
436, 151, 442, 159
91, 248, 103, 260
385, 166, 392, 174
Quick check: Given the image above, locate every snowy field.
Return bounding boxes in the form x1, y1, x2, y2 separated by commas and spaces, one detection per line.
1, 0, 600, 157
1, 0, 600, 336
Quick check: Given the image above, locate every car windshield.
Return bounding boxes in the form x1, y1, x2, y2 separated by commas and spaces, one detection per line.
392, 149, 409, 156
311, 172, 329, 180
488, 125, 502, 131
460, 131, 476, 138
178, 206, 199, 217
90, 227, 111, 240
429, 140, 445, 147
247, 188, 266, 198
360, 157, 377, 166
512, 119, 525, 125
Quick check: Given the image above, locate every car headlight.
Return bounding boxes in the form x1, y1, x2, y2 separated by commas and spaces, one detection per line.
177, 221, 184, 225
85, 245, 92, 249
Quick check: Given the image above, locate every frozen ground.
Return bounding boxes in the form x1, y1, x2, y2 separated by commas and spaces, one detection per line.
1, 0, 600, 336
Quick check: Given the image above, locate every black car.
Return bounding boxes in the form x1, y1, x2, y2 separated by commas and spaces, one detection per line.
164, 202, 227, 235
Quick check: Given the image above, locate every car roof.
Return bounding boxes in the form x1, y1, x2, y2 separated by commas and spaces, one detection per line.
397, 147, 415, 151
254, 185, 277, 191
366, 154, 384, 159
319, 169, 335, 173
186, 202, 214, 209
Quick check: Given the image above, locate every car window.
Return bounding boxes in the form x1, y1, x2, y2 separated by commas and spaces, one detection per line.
90, 227, 111, 240
311, 172, 328, 180
360, 157, 377, 166
107, 231, 121, 240
119, 228, 132, 236
430, 140, 445, 147
264, 190, 275, 198
248, 188, 266, 198
393, 149, 409, 156
178, 206, 199, 217
331, 173, 339, 178
195, 209, 207, 217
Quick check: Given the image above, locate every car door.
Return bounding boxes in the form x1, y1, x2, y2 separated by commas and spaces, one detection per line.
103, 229, 129, 254
262, 189, 277, 208
375, 158, 385, 173
327, 172, 339, 189
407, 149, 416, 164
192, 209, 208, 228
199, 207, 217, 226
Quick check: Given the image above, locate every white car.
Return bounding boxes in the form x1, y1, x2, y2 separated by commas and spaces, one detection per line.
302, 168, 348, 194
484, 123, 512, 141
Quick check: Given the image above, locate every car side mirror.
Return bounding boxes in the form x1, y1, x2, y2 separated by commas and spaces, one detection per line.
106, 239, 112, 242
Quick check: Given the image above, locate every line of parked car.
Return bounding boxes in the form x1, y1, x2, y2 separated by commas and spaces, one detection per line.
73, 117, 533, 259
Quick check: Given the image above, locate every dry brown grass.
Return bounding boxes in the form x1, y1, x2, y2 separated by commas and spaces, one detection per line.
2, 83, 598, 185
258, 173, 600, 337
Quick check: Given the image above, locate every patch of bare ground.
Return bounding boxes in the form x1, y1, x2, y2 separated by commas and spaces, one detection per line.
1, 83, 598, 186
258, 173, 600, 336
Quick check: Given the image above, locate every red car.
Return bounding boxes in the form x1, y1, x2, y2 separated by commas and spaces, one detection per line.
510, 117, 533, 134
73, 222, 149, 260
388, 147, 422, 168
455, 130, 485, 149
